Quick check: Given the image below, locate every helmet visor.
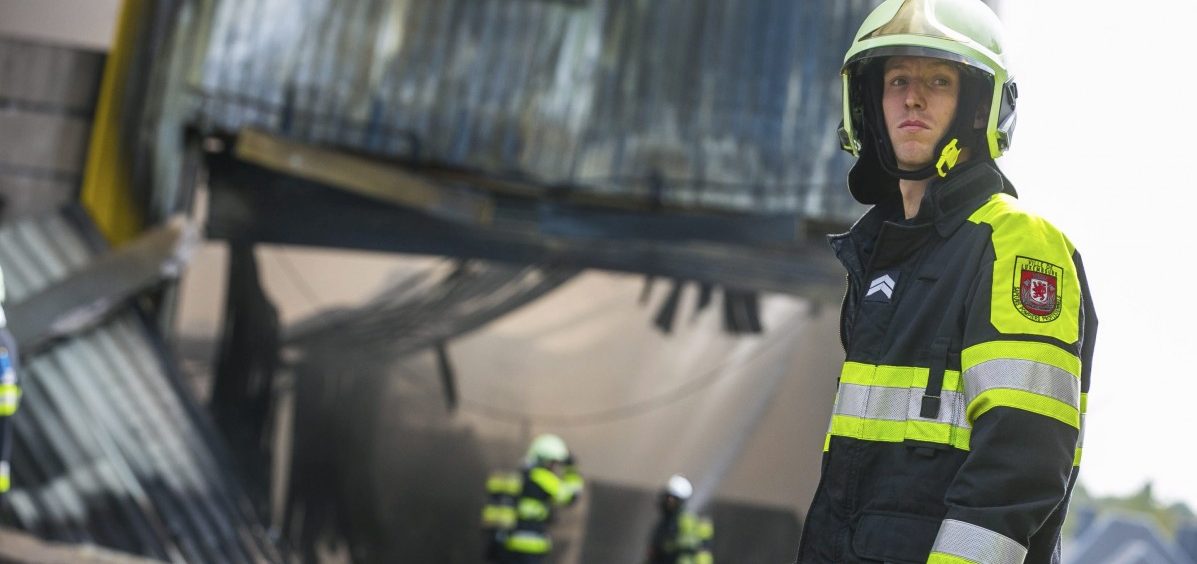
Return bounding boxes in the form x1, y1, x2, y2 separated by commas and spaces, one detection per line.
845, 45, 994, 77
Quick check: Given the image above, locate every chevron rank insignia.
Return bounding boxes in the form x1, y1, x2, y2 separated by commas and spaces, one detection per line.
1013, 256, 1062, 322
864, 271, 899, 303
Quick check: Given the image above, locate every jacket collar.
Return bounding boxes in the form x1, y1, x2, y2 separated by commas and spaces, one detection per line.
914, 160, 1017, 238
829, 161, 1016, 273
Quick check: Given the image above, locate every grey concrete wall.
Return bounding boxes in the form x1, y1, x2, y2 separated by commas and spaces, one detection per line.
0, 0, 121, 51
0, 39, 103, 221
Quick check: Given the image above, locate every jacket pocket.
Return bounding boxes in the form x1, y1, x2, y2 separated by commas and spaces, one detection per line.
852, 511, 940, 564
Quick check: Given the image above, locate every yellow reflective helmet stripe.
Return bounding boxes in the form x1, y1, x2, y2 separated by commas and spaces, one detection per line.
968, 194, 1080, 344
930, 519, 1027, 564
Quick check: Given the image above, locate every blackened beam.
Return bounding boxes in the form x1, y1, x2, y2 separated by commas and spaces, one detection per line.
234, 128, 496, 226
205, 152, 843, 302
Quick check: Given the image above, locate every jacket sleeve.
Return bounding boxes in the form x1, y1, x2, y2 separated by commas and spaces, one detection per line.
928, 218, 1093, 563
1, 325, 20, 495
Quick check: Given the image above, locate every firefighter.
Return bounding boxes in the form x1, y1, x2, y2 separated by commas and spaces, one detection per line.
481, 468, 521, 563
493, 433, 583, 564
0, 267, 20, 499
645, 474, 713, 564
796, 1, 1097, 562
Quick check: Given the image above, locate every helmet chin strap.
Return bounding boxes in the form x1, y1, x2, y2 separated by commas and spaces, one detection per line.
880, 136, 960, 181
935, 139, 962, 177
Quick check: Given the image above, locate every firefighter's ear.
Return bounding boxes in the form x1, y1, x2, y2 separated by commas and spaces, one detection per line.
973, 102, 988, 129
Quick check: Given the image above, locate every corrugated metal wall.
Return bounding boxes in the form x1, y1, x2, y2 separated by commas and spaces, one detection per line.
182, 0, 878, 221
0, 210, 278, 562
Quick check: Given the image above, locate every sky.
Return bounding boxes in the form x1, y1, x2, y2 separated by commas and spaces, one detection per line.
1000, 1, 1197, 507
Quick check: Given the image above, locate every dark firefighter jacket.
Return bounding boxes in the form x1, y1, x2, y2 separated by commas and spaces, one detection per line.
648, 509, 713, 564
796, 161, 1097, 564
1, 267, 20, 496
504, 464, 583, 555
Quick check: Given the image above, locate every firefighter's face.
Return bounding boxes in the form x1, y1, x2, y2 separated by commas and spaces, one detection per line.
882, 56, 961, 170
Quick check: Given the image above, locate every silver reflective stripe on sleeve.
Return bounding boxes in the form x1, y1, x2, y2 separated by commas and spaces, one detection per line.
1077, 413, 1086, 448
834, 384, 970, 428
963, 359, 1080, 409
931, 519, 1027, 564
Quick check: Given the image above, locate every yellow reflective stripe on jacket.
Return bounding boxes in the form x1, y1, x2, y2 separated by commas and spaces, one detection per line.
1073, 394, 1088, 467
0, 460, 9, 493
517, 496, 549, 522
0, 383, 19, 416
930, 519, 1027, 564
562, 467, 584, 499
481, 505, 516, 529
840, 362, 963, 391
486, 471, 521, 495
963, 360, 1080, 428
528, 466, 567, 504
962, 341, 1080, 378
961, 340, 1082, 428
968, 193, 1080, 344
826, 362, 970, 451
696, 516, 713, 541
828, 415, 972, 451
505, 531, 551, 554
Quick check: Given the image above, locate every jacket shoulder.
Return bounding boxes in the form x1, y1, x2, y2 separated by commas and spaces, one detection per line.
965, 193, 1084, 343
966, 193, 1077, 257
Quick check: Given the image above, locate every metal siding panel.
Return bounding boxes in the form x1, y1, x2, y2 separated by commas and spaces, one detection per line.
181, 0, 882, 220
0, 212, 276, 561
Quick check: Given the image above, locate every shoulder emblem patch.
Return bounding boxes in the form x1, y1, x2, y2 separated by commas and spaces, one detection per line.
1013, 256, 1062, 322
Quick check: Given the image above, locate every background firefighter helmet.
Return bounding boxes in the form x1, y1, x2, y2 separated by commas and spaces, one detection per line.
665, 474, 693, 501
838, 0, 1018, 203
524, 433, 570, 467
